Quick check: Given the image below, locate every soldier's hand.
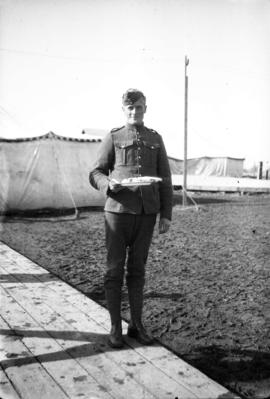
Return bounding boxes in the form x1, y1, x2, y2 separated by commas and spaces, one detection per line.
109, 179, 123, 193
159, 218, 171, 234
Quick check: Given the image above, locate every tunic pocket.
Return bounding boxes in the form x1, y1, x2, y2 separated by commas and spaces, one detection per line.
142, 141, 160, 166
115, 140, 135, 165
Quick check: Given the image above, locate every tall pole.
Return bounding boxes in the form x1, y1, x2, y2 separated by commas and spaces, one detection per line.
183, 55, 189, 206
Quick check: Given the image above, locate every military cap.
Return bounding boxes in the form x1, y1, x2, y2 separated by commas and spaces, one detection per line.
122, 89, 146, 105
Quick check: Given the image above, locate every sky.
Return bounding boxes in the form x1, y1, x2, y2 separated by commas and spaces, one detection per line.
0, 0, 270, 162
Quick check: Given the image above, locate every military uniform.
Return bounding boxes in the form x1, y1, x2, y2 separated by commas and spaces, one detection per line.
89, 118, 173, 347
89, 123, 172, 218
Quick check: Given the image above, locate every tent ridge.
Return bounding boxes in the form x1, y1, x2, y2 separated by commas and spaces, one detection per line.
0, 131, 102, 143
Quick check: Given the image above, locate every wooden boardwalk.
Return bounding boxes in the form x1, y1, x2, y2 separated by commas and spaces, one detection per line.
171, 174, 270, 193
0, 242, 239, 399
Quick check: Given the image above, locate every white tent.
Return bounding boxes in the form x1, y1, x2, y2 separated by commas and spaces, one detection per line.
0, 132, 105, 214
168, 156, 245, 177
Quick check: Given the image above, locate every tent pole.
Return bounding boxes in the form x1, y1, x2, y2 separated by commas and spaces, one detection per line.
183, 55, 189, 206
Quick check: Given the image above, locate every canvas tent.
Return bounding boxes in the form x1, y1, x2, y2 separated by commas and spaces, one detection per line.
0, 132, 105, 214
168, 156, 244, 177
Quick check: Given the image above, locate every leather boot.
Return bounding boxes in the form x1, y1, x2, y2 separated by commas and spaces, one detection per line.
127, 284, 154, 345
127, 322, 154, 345
108, 321, 124, 348
105, 285, 124, 348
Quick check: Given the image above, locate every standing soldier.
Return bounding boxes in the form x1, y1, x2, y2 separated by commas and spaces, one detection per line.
89, 89, 173, 348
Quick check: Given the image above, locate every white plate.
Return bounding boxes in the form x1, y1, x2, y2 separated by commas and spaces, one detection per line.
120, 181, 153, 187
120, 177, 162, 187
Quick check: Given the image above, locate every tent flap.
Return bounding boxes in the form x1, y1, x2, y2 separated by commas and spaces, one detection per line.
168, 156, 244, 177
0, 133, 105, 213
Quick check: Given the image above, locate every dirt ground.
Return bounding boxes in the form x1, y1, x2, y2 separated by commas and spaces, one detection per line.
1, 192, 270, 399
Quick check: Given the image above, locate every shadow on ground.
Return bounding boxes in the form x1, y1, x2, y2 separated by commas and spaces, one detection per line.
0, 273, 60, 283
0, 327, 149, 370
183, 346, 270, 399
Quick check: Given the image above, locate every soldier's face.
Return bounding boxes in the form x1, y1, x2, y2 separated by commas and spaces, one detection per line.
122, 97, 147, 125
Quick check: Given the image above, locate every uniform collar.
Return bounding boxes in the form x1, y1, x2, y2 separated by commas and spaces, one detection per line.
126, 123, 145, 132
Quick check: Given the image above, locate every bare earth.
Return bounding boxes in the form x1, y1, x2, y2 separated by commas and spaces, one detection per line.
1, 192, 270, 399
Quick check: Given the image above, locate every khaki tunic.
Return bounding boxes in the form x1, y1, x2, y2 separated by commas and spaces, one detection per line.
89, 123, 173, 220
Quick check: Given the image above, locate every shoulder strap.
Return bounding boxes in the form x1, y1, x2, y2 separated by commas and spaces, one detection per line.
111, 126, 124, 133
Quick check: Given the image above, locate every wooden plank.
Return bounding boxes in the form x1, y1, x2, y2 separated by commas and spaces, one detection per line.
0, 317, 68, 399
0, 367, 21, 399
1, 270, 225, 399
0, 266, 200, 399
171, 175, 270, 193
13, 277, 231, 399
26, 297, 196, 399
0, 285, 157, 399
1, 281, 193, 399
53, 289, 238, 399
0, 242, 239, 398
0, 292, 114, 399
1, 286, 156, 399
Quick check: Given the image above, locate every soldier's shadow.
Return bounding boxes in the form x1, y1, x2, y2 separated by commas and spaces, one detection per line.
0, 327, 143, 370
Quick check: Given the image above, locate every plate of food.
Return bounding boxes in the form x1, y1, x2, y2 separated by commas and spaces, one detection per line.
120, 176, 162, 186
